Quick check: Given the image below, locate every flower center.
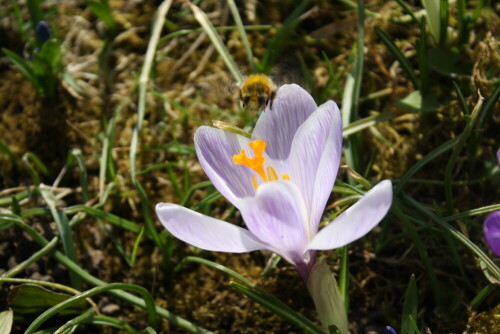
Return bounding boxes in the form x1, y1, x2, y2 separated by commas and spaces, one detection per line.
233, 139, 290, 190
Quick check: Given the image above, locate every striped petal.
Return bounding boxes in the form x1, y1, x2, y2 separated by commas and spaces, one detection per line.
252, 84, 317, 160
288, 100, 342, 233
239, 181, 311, 265
156, 203, 268, 253
195, 126, 255, 206
308, 180, 393, 251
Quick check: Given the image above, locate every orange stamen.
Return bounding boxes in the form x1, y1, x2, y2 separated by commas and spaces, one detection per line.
251, 175, 259, 191
233, 139, 291, 190
233, 139, 268, 182
267, 166, 278, 181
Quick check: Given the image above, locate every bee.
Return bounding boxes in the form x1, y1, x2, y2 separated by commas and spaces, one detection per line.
239, 74, 277, 112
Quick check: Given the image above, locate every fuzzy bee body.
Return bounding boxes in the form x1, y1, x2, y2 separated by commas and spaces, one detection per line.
239, 74, 277, 112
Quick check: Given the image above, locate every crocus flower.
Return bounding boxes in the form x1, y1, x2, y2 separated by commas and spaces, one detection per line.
483, 149, 500, 256
35, 21, 51, 45
156, 84, 393, 280
484, 211, 500, 256
384, 326, 398, 334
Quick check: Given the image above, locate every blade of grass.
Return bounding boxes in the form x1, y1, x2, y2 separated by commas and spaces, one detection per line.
408, 315, 421, 334
444, 204, 500, 221
0, 278, 85, 301
444, 93, 483, 215
192, 191, 222, 210
393, 0, 419, 24
130, 0, 173, 255
456, 0, 466, 46
11, 195, 21, 216
2, 210, 88, 280
159, 24, 273, 44
27, 0, 43, 31
342, 112, 399, 137
178, 256, 255, 286
7, 0, 31, 43
181, 180, 213, 207
0, 190, 29, 207
67, 149, 89, 203
130, 227, 145, 267
439, 0, 448, 45
1, 237, 58, 279
165, 163, 183, 200
182, 160, 190, 199
341, 0, 366, 178
416, 17, 429, 96
392, 202, 441, 304
395, 137, 459, 195
337, 0, 380, 18
187, 2, 242, 82
452, 81, 470, 115
259, 0, 310, 73
53, 307, 95, 334
86, 0, 117, 32
87, 315, 139, 334
374, 28, 419, 89
421, 0, 440, 43
99, 103, 122, 197
65, 205, 147, 236
0, 138, 18, 166
400, 275, 417, 334
142, 327, 157, 334
40, 186, 82, 290
469, 284, 497, 309
22, 152, 49, 186
338, 246, 349, 312
478, 83, 500, 128
96, 215, 134, 267
227, 0, 255, 72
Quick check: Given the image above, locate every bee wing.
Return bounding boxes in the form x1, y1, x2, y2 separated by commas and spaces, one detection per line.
269, 60, 306, 88
199, 72, 241, 106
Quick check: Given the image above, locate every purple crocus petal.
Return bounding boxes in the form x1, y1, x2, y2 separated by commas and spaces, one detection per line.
35, 21, 51, 45
238, 181, 311, 265
484, 211, 500, 256
497, 149, 500, 167
156, 203, 269, 253
308, 180, 393, 251
288, 100, 342, 233
252, 84, 317, 160
195, 126, 255, 206
384, 326, 398, 334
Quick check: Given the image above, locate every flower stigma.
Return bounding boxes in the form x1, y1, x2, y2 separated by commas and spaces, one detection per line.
233, 139, 290, 190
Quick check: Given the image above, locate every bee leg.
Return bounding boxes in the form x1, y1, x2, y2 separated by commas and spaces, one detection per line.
269, 91, 276, 111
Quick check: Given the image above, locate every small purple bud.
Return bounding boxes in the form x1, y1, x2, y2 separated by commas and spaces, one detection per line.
35, 21, 51, 44
484, 211, 500, 256
384, 326, 397, 334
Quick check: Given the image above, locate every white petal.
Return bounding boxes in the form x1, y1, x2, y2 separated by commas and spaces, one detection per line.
289, 101, 342, 233
252, 84, 317, 160
156, 203, 268, 253
238, 181, 311, 264
308, 180, 393, 250
195, 126, 255, 206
